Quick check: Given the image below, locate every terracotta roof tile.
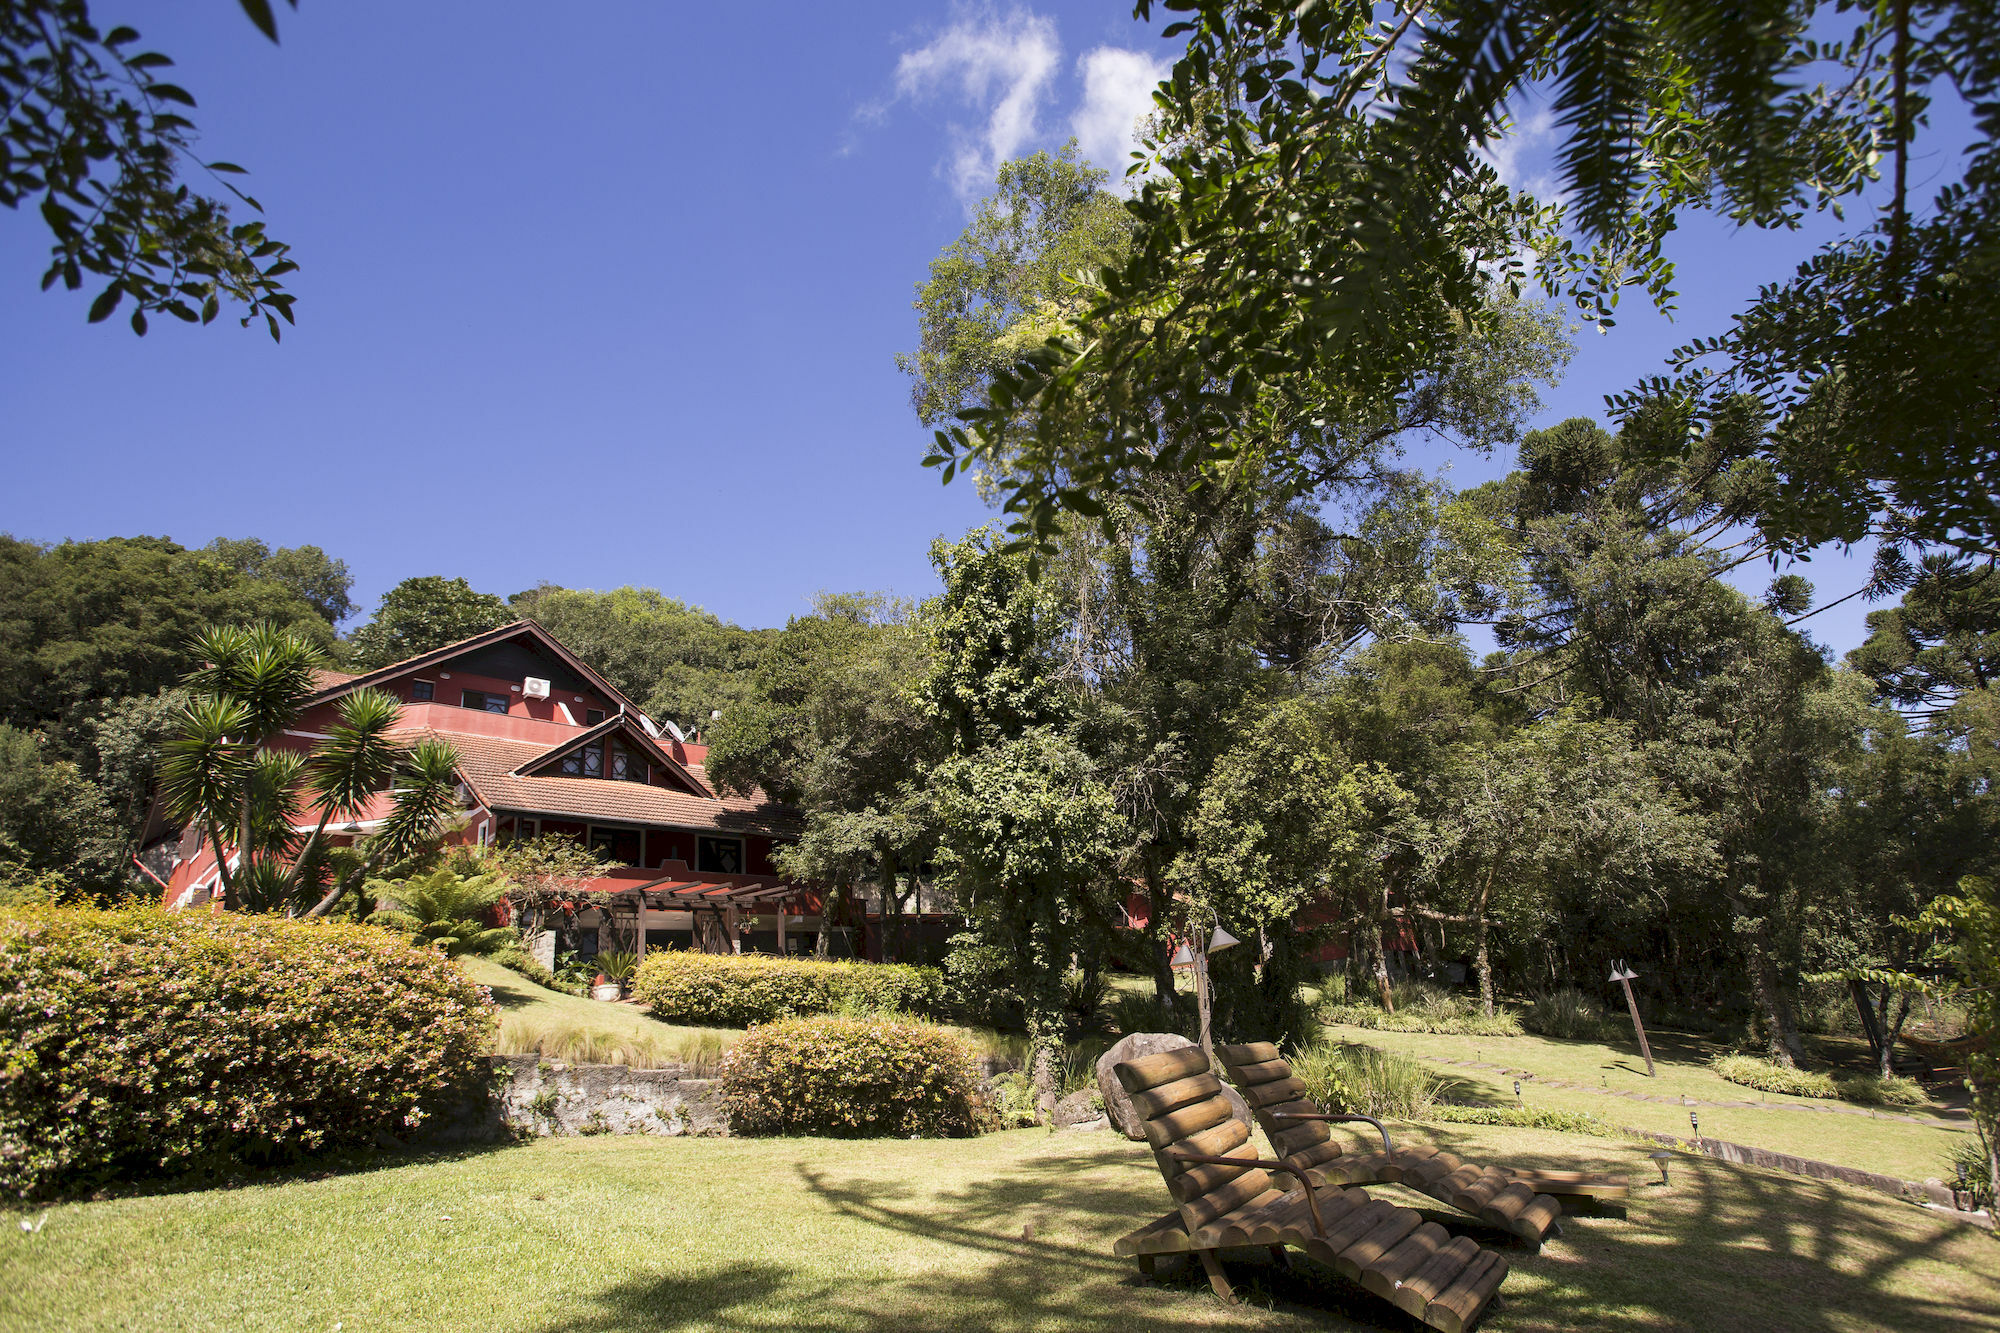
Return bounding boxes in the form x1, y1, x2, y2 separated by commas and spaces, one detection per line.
417, 729, 803, 839
312, 669, 360, 691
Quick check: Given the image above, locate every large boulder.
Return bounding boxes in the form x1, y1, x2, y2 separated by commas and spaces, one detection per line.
1095, 1032, 1249, 1141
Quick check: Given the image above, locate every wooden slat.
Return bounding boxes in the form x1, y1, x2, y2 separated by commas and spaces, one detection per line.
1216, 1041, 1281, 1066
1330, 1150, 1393, 1185
1166, 1142, 1258, 1203
1448, 1166, 1512, 1216
1129, 1072, 1223, 1120
1511, 1169, 1629, 1199
1280, 1128, 1344, 1160
1312, 1195, 1393, 1257
1180, 1169, 1276, 1231
1143, 1094, 1236, 1149
1424, 1248, 1509, 1333
1392, 1235, 1481, 1319
1197, 1187, 1308, 1247
1509, 1193, 1563, 1244
1116, 1047, 1210, 1093
1112, 1209, 1194, 1257
1271, 1120, 1332, 1157
1360, 1221, 1449, 1300
1428, 1164, 1486, 1205
1398, 1152, 1462, 1191
1333, 1205, 1423, 1281
1242, 1076, 1309, 1109
1229, 1058, 1293, 1087
1164, 1115, 1250, 1170
1478, 1181, 1537, 1229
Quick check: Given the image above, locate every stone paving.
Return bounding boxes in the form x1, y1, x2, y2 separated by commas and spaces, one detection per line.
1421, 1055, 1955, 1127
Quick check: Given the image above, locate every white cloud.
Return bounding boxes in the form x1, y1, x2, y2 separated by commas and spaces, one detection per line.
891, 7, 1061, 202
1070, 47, 1170, 181
1480, 105, 1560, 201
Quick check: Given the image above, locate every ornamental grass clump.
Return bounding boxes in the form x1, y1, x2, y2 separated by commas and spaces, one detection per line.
1712, 1053, 1840, 1098
1522, 988, 1624, 1042
1319, 981, 1525, 1036
628, 951, 944, 1026
0, 906, 494, 1199
718, 1016, 984, 1137
1291, 1040, 1454, 1120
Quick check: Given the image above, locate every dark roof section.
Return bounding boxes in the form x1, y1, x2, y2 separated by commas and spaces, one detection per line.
309, 620, 650, 721
437, 729, 803, 839
511, 713, 711, 798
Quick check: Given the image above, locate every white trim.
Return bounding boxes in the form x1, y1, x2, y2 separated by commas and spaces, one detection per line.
282, 729, 335, 741
289, 816, 389, 834
556, 702, 577, 725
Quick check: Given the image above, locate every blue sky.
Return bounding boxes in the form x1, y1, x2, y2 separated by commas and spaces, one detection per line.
0, 2, 1940, 655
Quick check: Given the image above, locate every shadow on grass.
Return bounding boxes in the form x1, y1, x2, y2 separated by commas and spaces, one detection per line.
525, 1129, 1999, 1333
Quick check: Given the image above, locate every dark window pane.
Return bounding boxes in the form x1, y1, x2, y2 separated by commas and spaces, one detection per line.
582, 743, 602, 777
461, 689, 483, 710
697, 836, 742, 875
610, 746, 631, 781
411, 680, 434, 702
560, 752, 583, 776
586, 709, 605, 726
484, 693, 508, 714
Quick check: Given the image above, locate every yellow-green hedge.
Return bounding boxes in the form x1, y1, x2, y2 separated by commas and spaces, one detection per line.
718, 1016, 984, 1137
0, 906, 495, 1198
628, 951, 944, 1026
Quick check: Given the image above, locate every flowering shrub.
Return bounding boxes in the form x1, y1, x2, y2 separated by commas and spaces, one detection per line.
629, 951, 945, 1026
718, 1016, 984, 1137
0, 906, 495, 1198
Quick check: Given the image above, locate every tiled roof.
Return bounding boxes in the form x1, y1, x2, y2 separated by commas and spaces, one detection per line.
421, 728, 803, 838
312, 669, 360, 691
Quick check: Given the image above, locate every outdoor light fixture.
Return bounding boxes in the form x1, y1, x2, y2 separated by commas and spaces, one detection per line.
1208, 926, 1241, 954
1513, 1079, 1522, 1101
1650, 1151, 1674, 1186
1690, 1111, 1700, 1137
1169, 942, 1194, 967
1608, 959, 1657, 1077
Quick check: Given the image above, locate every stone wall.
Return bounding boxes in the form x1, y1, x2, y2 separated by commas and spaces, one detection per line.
424, 1055, 728, 1141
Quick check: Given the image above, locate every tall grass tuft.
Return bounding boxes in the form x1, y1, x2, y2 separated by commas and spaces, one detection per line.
493, 1013, 733, 1074
1291, 1040, 1456, 1120
1319, 981, 1524, 1036
1523, 988, 1623, 1042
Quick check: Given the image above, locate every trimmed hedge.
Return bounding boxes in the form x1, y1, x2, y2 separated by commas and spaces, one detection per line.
628, 951, 944, 1027
718, 1016, 984, 1137
0, 906, 494, 1199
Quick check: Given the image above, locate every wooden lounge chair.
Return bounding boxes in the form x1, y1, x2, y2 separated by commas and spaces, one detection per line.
1217, 1041, 1629, 1246
1110, 1045, 1511, 1333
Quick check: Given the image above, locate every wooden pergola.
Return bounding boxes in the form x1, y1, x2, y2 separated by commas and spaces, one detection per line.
593, 874, 810, 957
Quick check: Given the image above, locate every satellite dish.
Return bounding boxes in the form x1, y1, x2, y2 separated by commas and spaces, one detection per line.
1169, 943, 1195, 967
1208, 926, 1241, 954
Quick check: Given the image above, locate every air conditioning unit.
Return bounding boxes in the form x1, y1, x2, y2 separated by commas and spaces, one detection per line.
522, 677, 551, 699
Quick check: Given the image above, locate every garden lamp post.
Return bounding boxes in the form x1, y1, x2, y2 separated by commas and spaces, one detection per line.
1176, 922, 1242, 1060
1610, 959, 1656, 1077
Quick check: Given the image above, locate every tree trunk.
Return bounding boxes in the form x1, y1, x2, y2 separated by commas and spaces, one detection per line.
1473, 862, 1497, 1017
878, 849, 901, 964
1371, 924, 1394, 1012
1143, 863, 1179, 1014
1728, 889, 1806, 1068
815, 883, 845, 959
1850, 977, 1888, 1067
1881, 990, 1912, 1078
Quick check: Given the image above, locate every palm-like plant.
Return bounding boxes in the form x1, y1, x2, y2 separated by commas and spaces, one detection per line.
158, 623, 465, 915
368, 867, 513, 957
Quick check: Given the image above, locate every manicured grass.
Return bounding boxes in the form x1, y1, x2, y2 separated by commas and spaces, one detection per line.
3, 1125, 1993, 1332
461, 956, 741, 1070
1322, 1022, 1976, 1183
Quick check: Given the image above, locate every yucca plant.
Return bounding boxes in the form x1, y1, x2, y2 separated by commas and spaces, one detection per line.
594, 950, 640, 987
158, 622, 464, 916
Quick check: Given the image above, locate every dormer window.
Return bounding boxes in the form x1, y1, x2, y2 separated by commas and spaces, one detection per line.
561, 742, 603, 777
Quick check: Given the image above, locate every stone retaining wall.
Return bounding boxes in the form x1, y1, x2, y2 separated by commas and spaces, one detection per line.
423, 1055, 728, 1141
1624, 1126, 1993, 1223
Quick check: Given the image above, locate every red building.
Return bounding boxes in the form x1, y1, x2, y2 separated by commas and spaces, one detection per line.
150, 620, 867, 961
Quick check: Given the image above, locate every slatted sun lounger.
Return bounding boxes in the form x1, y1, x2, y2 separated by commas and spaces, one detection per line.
1110, 1046, 1512, 1333
1217, 1041, 1629, 1246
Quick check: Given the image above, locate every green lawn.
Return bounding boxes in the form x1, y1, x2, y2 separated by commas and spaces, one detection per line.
4, 1125, 1993, 1332
1322, 1022, 1975, 1184
462, 956, 742, 1070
